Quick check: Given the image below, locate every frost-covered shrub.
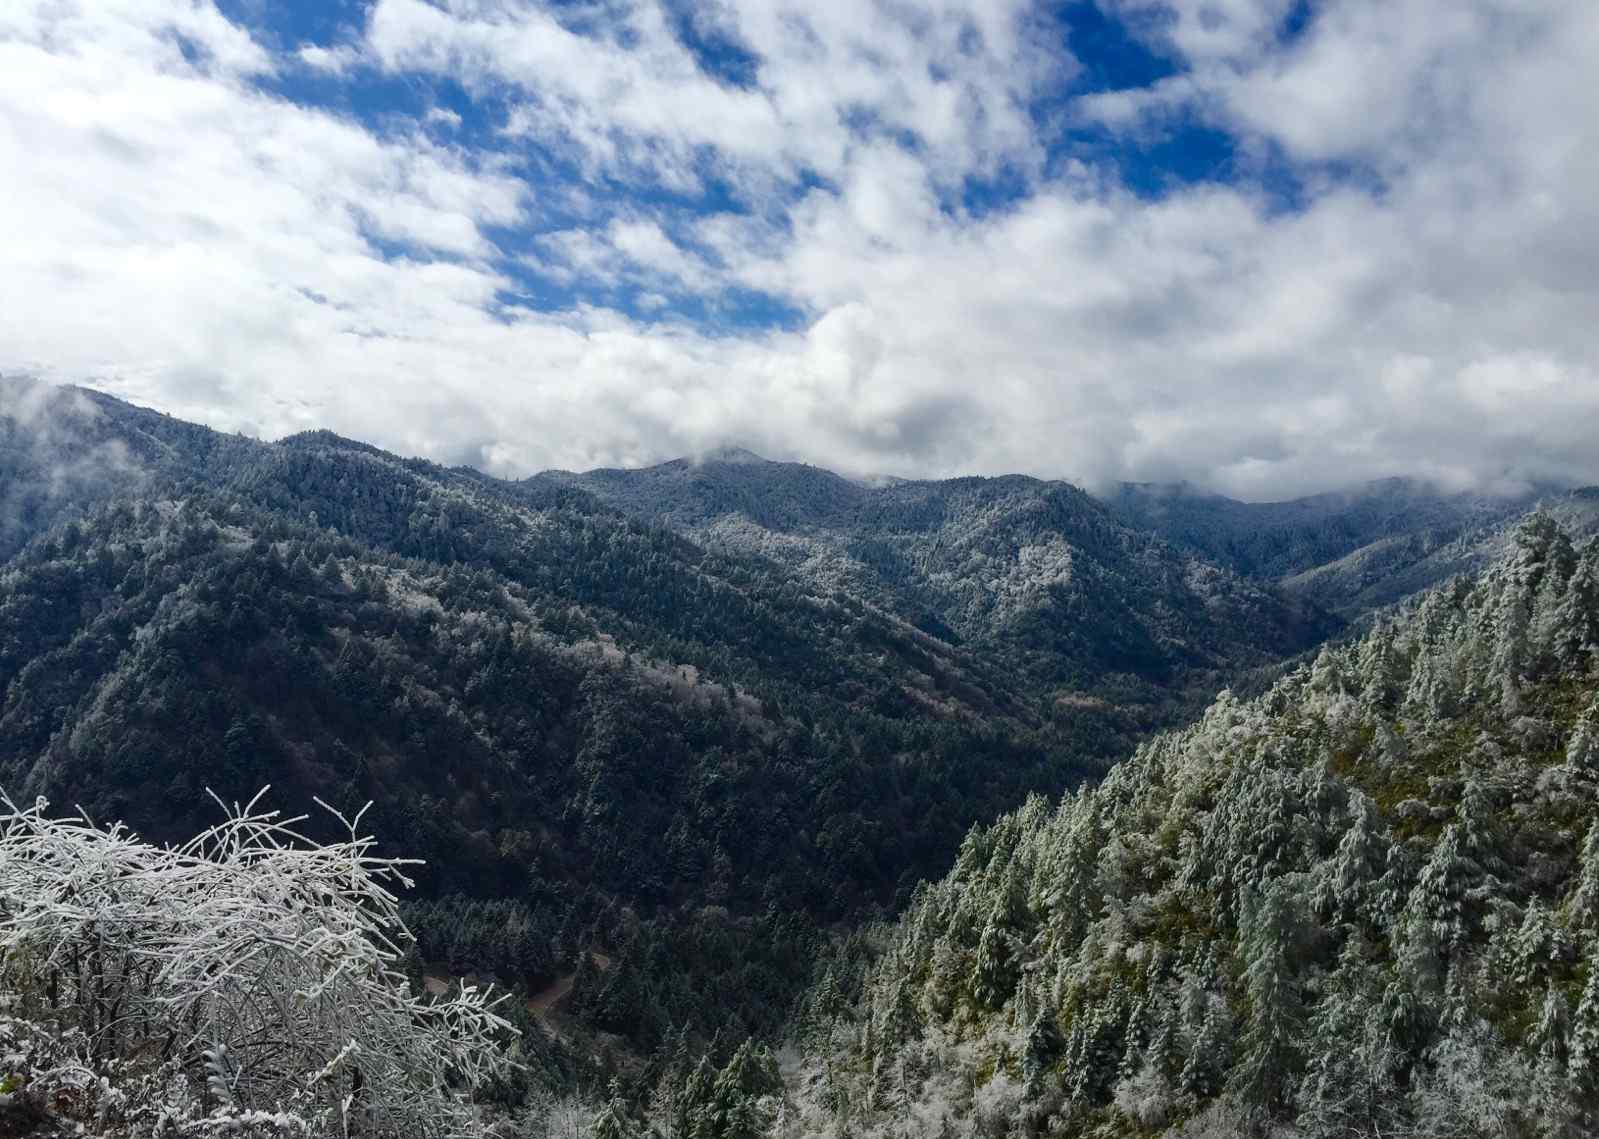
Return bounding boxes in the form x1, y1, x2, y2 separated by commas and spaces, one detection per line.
1112, 1063, 1179, 1131
0, 790, 515, 1137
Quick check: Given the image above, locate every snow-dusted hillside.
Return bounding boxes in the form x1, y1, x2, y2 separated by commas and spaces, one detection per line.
786, 511, 1599, 1138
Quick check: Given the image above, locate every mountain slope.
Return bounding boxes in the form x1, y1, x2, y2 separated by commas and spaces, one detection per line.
542, 453, 1341, 718
785, 512, 1599, 1138
1275, 485, 1599, 618
0, 381, 1107, 1047
1105, 476, 1598, 619
1103, 477, 1540, 579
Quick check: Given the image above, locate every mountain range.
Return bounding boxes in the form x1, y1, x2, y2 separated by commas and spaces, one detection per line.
4, 377, 1598, 1137
1105, 476, 1599, 617
0, 379, 1324, 1047
541, 452, 1344, 714
782, 504, 1599, 1139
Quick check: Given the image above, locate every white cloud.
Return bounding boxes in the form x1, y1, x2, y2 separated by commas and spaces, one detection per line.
297, 42, 364, 76
364, 0, 1054, 190
1108, 0, 1303, 65
1, 0, 1598, 499
0, 0, 276, 78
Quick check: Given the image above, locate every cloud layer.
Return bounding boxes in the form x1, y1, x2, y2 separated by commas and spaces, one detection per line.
2, 0, 1596, 498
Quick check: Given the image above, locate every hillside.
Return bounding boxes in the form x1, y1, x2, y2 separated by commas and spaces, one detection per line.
7, 379, 1596, 1137
24, 382, 1510, 1061
783, 512, 1599, 1138
0, 380, 1112, 1048
1276, 487, 1599, 619
543, 453, 1341, 717
1105, 477, 1599, 619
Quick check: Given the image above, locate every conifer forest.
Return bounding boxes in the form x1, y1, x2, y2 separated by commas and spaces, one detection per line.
3, 380, 1598, 1136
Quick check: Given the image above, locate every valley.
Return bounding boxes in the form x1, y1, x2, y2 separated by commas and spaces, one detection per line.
2, 379, 1595, 1137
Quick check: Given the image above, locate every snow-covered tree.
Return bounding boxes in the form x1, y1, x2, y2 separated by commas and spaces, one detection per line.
1299, 938, 1402, 1139
1313, 792, 1389, 931
590, 1079, 643, 1139
1566, 823, 1599, 938
1568, 957, 1599, 1091
0, 790, 515, 1137
1229, 882, 1305, 1117
1513, 899, 1574, 990
789, 514, 1599, 1139
1567, 695, 1599, 779
1178, 992, 1230, 1100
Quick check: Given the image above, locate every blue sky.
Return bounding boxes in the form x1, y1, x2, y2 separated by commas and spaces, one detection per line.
226, 0, 1293, 326
2, 0, 1598, 496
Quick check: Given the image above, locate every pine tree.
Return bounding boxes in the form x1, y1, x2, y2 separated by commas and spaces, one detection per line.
1515, 899, 1574, 990
1040, 791, 1103, 947
1144, 997, 1179, 1083
1567, 695, 1599, 779
1568, 823, 1599, 939
1300, 940, 1401, 1139
1552, 554, 1599, 665
1314, 792, 1389, 930
591, 1078, 642, 1139
1118, 997, 1149, 1082
1229, 882, 1305, 1117
972, 888, 1024, 1010
1403, 809, 1501, 971
1533, 983, 1572, 1066
1356, 625, 1406, 715
697, 1040, 780, 1139
1568, 962, 1599, 1091
1179, 994, 1229, 1100
674, 1055, 715, 1139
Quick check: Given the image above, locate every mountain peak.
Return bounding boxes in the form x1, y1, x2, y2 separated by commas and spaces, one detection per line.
697, 445, 768, 465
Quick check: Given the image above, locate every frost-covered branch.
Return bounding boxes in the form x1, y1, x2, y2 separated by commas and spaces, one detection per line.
0, 787, 517, 1137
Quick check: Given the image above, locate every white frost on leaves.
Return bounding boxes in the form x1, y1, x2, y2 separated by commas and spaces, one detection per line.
0, 789, 516, 1137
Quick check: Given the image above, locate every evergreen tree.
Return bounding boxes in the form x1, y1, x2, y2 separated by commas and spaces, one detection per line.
1514, 899, 1573, 990
1300, 938, 1401, 1138
1229, 882, 1305, 1118
1568, 960, 1599, 1094
1313, 791, 1389, 930
972, 876, 1026, 1010
591, 1079, 642, 1139
1179, 994, 1229, 1099
1567, 695, 1599, 779
1567, 823, 1599, 938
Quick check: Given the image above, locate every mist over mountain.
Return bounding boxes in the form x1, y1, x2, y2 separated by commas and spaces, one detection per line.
4, 378, 1595, 1138
543, 450, 1341, 718
1105, 476, 1599, 618
0, 381, 1325, 1059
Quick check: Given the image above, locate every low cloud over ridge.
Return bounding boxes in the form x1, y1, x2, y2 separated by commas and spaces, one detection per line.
1, 0, 1596, 499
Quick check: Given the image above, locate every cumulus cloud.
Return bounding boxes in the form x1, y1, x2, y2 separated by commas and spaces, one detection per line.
0, 0, 1596, 499
297, 42, 364, 76
364, 0, 1052, 189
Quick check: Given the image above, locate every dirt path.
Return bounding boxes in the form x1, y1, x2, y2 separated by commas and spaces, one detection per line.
424, 951, 609, 1028
525, 951, 611, 1017
527, 971, 576, 1015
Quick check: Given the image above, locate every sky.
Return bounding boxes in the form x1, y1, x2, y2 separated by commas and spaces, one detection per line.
1, 0, 1597, 499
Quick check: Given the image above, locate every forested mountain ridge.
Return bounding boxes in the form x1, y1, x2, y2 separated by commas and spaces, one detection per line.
7, 378, 1597, 1138
0, 378, 1120, 1048
782, 512, 1599, 1138
1105, 476, 1599, 619
542, 451, 1341, 716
